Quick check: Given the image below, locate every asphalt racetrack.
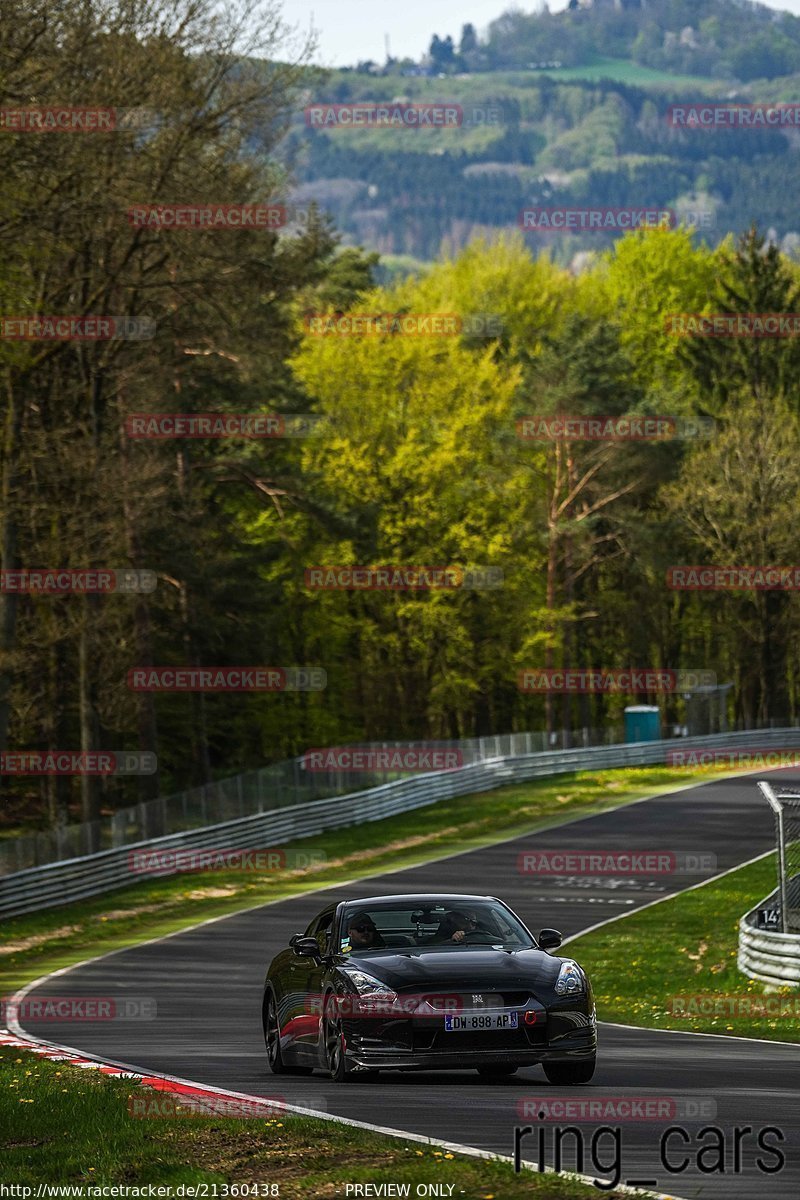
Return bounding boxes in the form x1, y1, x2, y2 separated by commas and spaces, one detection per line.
15, 772, 800, 1197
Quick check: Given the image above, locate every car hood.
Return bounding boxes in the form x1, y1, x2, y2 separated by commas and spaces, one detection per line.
336, 947, 564, 992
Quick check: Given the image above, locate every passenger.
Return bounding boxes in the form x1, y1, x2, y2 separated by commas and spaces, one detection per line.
343, 914, 386, 953
433, 909, 478, 944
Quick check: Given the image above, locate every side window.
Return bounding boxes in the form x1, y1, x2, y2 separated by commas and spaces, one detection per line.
314, 910, 334, 952
304, 910, 335, 951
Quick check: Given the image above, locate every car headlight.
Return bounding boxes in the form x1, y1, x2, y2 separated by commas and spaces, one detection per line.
341, 968, 398, 1009
554, 959, 585, 996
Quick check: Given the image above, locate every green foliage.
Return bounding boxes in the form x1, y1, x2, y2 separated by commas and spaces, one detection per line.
589, 226, 720, 397
677, 226, 800, 411
2, 0, 800, 824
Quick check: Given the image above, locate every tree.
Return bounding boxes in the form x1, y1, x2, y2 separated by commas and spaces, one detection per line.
589, 226, 719, 404
518, 313, 651, 735
290, 291, 520, 737
429, 35, 457, 72
663, 395, 800, 725
0, 0, 341, 826
459, 24, 479, 55
676, 226, 800, 416
729, 34, 793, 82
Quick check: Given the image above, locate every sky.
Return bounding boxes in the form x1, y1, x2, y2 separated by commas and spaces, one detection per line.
277, 0, 800, 68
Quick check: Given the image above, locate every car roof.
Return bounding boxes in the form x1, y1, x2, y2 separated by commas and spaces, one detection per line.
339, 893, 497, 906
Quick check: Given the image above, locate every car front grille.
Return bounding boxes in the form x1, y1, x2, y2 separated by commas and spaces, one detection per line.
413, 1020, 547, 1051
420, 991, 532, 1011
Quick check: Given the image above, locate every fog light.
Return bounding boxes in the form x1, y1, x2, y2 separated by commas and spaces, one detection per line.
524, 1010, 538, 1025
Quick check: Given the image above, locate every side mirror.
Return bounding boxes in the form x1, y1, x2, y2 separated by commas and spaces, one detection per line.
538, 927, 563, 951
292, 936, 321, 958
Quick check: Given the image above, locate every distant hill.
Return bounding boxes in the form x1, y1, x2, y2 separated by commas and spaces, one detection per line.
276, 1, 800, 269
442, 0, 800, 84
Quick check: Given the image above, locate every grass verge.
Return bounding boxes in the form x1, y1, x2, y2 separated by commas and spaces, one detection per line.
567, 852, 800, 1042
0, 765, 732, 995
1, 1045, 635, 1198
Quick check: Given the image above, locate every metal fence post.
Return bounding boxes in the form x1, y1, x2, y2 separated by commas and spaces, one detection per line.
777, 805, 790, 934
758, 780, 791, 934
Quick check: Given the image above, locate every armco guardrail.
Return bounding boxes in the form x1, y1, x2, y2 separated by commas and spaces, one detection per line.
739, 892, 800, 986
737, 780, 800, 986
0, 726, 626, 873
3, 727, 800, 919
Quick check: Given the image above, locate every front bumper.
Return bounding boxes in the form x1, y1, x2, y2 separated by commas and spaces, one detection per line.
340, 1004, 596, 1072
345, 1044, 596, 1072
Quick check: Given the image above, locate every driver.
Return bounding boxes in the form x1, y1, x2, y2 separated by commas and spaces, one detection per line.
343, 914, 386, 953
433, 909, 478, 943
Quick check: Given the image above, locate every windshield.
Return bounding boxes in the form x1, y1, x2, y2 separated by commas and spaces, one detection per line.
339, 899, 535, 955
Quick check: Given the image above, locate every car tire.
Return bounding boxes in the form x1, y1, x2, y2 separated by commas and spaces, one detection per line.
543, 1055, 596, 1085
323, 992, 352, 1083
263, 990, 313, 1076
476, 1065, 518, 1079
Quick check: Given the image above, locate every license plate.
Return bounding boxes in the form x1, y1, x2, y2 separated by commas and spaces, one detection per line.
444, 1012, 518, 1031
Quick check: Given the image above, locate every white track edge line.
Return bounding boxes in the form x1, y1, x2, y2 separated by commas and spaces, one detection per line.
561, 846, 775, 946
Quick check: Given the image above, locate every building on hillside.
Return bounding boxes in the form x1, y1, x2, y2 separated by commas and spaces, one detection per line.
578, 0, 647, 10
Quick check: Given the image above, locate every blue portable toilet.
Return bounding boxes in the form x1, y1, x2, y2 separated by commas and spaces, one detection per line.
624, 705, 661, 742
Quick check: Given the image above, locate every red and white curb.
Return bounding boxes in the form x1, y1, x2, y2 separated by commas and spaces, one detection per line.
0, 1028, 290, 1117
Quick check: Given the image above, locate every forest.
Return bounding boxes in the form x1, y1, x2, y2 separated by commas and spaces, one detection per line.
2, 0, 800, 831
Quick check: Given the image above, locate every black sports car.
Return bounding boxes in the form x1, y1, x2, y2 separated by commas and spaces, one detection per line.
262, 893, 597, 1082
